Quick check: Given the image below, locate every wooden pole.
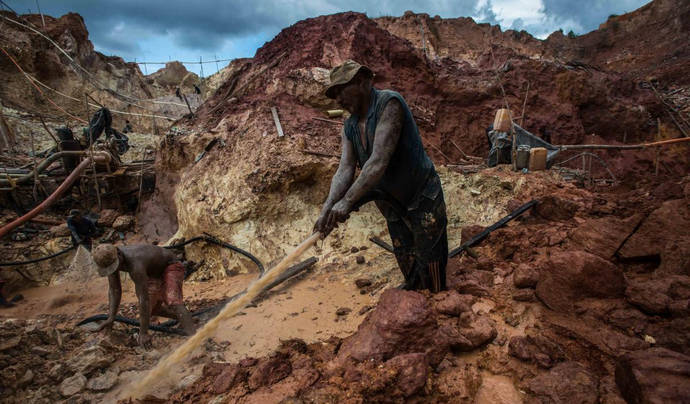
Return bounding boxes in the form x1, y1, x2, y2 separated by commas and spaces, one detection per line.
84, 94, 101, 211
136, 147, 146, 214
0, 107, 17, 152
519, 81, 530, 127
37, 116, 59, 148
182, 94, 193, 116
30, 131, 40, 201
35, 0, 45, 28
655, 118, 661, 176
271, 107, 284, 137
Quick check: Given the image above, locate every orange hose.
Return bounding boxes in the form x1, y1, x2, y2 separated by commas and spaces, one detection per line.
0, 46, 87, 124
643, 137, 690, 147
0, 153, 110, 239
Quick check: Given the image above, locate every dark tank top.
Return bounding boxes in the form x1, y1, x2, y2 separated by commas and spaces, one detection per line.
344, 88, 437, 208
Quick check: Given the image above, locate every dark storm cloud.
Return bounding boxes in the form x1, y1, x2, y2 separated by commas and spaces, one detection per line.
7, 0, 652, 59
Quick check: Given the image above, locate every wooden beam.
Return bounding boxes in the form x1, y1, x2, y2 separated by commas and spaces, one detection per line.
271, 106, 284, 137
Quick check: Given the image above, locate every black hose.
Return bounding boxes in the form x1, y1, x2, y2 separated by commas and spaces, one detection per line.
448, 199, 538, 258
75, 314, 186, 335
164, 233, 265, 275
0, 245, 76, 267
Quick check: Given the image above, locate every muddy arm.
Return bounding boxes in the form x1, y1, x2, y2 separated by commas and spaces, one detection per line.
315, 127, 356, 235
339, 100, 402, 210
93, 271, 121, 332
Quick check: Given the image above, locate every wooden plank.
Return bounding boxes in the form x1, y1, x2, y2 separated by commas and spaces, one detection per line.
271, 107, 284, 137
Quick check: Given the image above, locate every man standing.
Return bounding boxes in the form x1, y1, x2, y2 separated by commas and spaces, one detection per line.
314, 60, 448, 293
66, 209, 97, 250
91, 244, 195, 346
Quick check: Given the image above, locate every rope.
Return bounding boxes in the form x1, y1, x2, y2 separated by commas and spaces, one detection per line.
136, 58, 232, 65
0, 46, 88, 123
24, 74, 179, 120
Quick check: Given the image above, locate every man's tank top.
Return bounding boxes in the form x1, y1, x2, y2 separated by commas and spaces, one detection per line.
344, 88, 437, 208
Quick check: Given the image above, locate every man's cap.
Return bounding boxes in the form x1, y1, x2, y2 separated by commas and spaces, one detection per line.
325, 60, 373, 99
69, 209, 81, 217
92, 244, 120, 277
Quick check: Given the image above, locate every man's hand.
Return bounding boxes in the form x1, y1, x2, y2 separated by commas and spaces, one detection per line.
138, 332, 152, 348
91, 318, 114, 333
323, 199, 351, 237
313, 205, 332, 237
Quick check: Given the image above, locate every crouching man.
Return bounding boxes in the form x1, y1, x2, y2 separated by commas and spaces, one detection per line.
91, 244, 195, 346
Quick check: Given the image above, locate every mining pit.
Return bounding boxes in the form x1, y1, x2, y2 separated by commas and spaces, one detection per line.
1, 1, 690, 403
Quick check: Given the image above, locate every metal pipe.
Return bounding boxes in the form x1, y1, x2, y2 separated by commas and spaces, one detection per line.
0, 153, 111, 239
0, 151, 105, 186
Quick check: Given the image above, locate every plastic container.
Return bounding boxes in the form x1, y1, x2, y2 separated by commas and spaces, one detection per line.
529, 147, 547, 171
516, 145, 530, 169
493, 109, 512, 132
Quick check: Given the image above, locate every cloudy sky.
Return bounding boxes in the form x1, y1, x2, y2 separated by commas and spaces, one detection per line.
7, 0, 649, 76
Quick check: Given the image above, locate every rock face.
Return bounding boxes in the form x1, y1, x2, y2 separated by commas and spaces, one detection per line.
535, 250, 625, 312
615, 348, 690, 404
97, 209, 120, 227
141, 2, 681, 279
68, 346, 113, 376
248, 354, 292, 390
382, 353, 428, 397
335, 289, 439, 363
619, 199, 690, 260
86, 369, 118, 391
112, 215, 135, 231
528, 362, 599, 404
59, 372, 86, 397
658, 239, 690, 276
533, 196, 580, 221
570, 214, 644, 259
432, 290, 474, 316
513, 263, 539, 288
508, 334, 565, 368
625, 275, 690, 316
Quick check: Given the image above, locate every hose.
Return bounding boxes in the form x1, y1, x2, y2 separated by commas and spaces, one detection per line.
165, 233, 265, 275
75, 314, 186, 335
0, 151, 102, 186
0, 153, 111, 239
0, 245, 76, 267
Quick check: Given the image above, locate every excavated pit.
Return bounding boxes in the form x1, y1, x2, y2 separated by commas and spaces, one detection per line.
1, 1, 690, 403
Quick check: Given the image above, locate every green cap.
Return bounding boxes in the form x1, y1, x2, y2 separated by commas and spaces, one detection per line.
325, 60, 373, 99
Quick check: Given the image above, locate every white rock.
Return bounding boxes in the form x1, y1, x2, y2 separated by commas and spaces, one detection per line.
86, 370, 118, 391
59, 373, 86, 397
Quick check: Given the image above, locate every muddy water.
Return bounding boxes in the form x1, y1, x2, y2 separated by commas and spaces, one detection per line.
129, 233, 321, 398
